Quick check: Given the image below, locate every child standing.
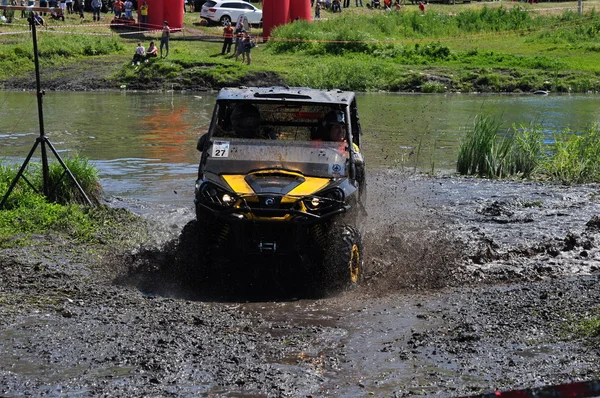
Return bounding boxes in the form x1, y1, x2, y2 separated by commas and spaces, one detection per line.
160, 20, 170, 58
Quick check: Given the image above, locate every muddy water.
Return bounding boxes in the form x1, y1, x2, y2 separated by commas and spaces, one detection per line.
2, 91, 600, 395
1, 91, 599, 212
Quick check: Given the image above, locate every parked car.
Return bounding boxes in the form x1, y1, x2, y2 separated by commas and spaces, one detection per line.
192, 0, 208, 11
200, 0, 262, 26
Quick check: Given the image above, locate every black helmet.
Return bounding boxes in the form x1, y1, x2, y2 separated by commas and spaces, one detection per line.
324, 110, 345, 125
230, 104, 261, 138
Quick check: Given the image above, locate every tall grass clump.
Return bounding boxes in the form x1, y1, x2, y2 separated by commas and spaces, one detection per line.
1, 155, 102, 209
457, 118, 600, 183
540, 123, 600, 184
509, 122, 544, 178
0, 156, 103, 245
45, 155, 103, 205
456, 114, 513, 178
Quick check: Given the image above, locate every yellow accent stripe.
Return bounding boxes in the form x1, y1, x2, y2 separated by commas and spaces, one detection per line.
222, 175, 254, 195
287, 177, 330, 196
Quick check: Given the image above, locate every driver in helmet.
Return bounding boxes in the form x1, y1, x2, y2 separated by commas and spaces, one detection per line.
229, 103, 276, 139
322, 110, 347, 142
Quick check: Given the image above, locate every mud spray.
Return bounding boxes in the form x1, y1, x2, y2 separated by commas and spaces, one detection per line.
109, 170, 465, 301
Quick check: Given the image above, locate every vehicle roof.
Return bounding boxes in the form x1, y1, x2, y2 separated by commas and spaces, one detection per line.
216, 86, 356, 106
208, 0, 255, 4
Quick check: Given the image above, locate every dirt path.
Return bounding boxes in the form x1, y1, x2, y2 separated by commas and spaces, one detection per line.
1, 173, 599, 396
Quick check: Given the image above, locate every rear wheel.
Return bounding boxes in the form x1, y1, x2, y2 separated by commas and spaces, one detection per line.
220, 15, 231, 26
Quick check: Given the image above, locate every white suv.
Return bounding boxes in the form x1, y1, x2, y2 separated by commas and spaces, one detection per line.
201, 0, 263, 27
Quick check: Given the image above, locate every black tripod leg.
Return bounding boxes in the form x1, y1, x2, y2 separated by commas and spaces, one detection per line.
45, 138, 93, 206
0, 139, 40, 210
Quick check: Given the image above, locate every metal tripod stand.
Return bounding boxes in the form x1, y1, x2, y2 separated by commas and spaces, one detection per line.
0, 12, 92, 209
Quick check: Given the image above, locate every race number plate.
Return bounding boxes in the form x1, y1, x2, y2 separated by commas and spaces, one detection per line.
212, 141, 230, 158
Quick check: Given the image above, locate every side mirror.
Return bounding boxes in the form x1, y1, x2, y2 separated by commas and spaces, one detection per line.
197, 133, 209, 152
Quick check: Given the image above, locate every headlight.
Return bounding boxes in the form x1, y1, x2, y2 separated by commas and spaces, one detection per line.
303, 188, 344, 211
198, 183, 237, 208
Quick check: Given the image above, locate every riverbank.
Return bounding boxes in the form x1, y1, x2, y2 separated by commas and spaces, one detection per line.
2, 2, 600, 93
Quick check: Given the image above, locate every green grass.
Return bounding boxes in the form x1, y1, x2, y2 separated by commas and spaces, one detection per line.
578, 317, 600, 338
3, 3, 600, 92
0, 156, 108, 246
540, 123, 600, 184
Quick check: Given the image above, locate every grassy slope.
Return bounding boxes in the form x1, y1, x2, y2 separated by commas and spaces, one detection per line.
1, 1, 600, 92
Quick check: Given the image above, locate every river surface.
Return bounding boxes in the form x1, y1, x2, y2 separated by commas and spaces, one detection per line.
1, 91, 599, 214
1, 91, 600, 396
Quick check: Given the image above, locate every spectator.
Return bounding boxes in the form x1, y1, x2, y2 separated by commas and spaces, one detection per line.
242, 32, 255, 65
91, 0, 102, 21
221, 21, 233, 55
112, 0, 123, 17
315, 0, 321, 18
76, 0, 85, 19
343, 0, 349, 8
132, 41, 145, 65
160, 20, 170, 58
124, 0, 133, 19
65, 0, 73, 14
50, 7, 65, 20
234, 30, 246, 62
146, 41, 158, 58
59, 0, 67, 15
332, 0, 341, 12
356, 0, 363, 6
418, 0, 425, 13
233, 26, 244, 58
40, 0, 48, 15
139, 1, 148, 24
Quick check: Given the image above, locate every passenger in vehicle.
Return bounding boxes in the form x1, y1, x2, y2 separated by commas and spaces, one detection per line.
322, 110, 347, 142
228, 104, 276, 139
230, 104, 261, 138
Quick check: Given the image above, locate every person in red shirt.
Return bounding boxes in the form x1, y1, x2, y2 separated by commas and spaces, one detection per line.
221, 21, 234, 55
418, 0, 426, 14
113, 0, 124, 18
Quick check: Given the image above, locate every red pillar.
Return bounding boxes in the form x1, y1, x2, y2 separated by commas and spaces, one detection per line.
289, 0, 311, 22
142, 0, 164, 30
163, 0, 184, 30
262, 0, 290, 41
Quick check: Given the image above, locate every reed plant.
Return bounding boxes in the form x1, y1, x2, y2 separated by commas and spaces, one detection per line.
0, 156, 106, 245
540, 123, 600, 184
510, 122, 544, 178
45, 155, 103, 205
456, 114, 510, 178
0, 155, 102, 209
457, 117, 600, 183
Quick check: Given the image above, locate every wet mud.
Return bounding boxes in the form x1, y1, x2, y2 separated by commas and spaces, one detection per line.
1, 172, 599, 397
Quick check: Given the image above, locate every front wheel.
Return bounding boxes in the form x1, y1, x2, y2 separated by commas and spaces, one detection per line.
220, 15, 231, 25
324, 225, 363, 291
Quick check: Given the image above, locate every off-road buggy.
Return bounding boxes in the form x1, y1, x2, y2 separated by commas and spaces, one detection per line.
190, 86, 366, 289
